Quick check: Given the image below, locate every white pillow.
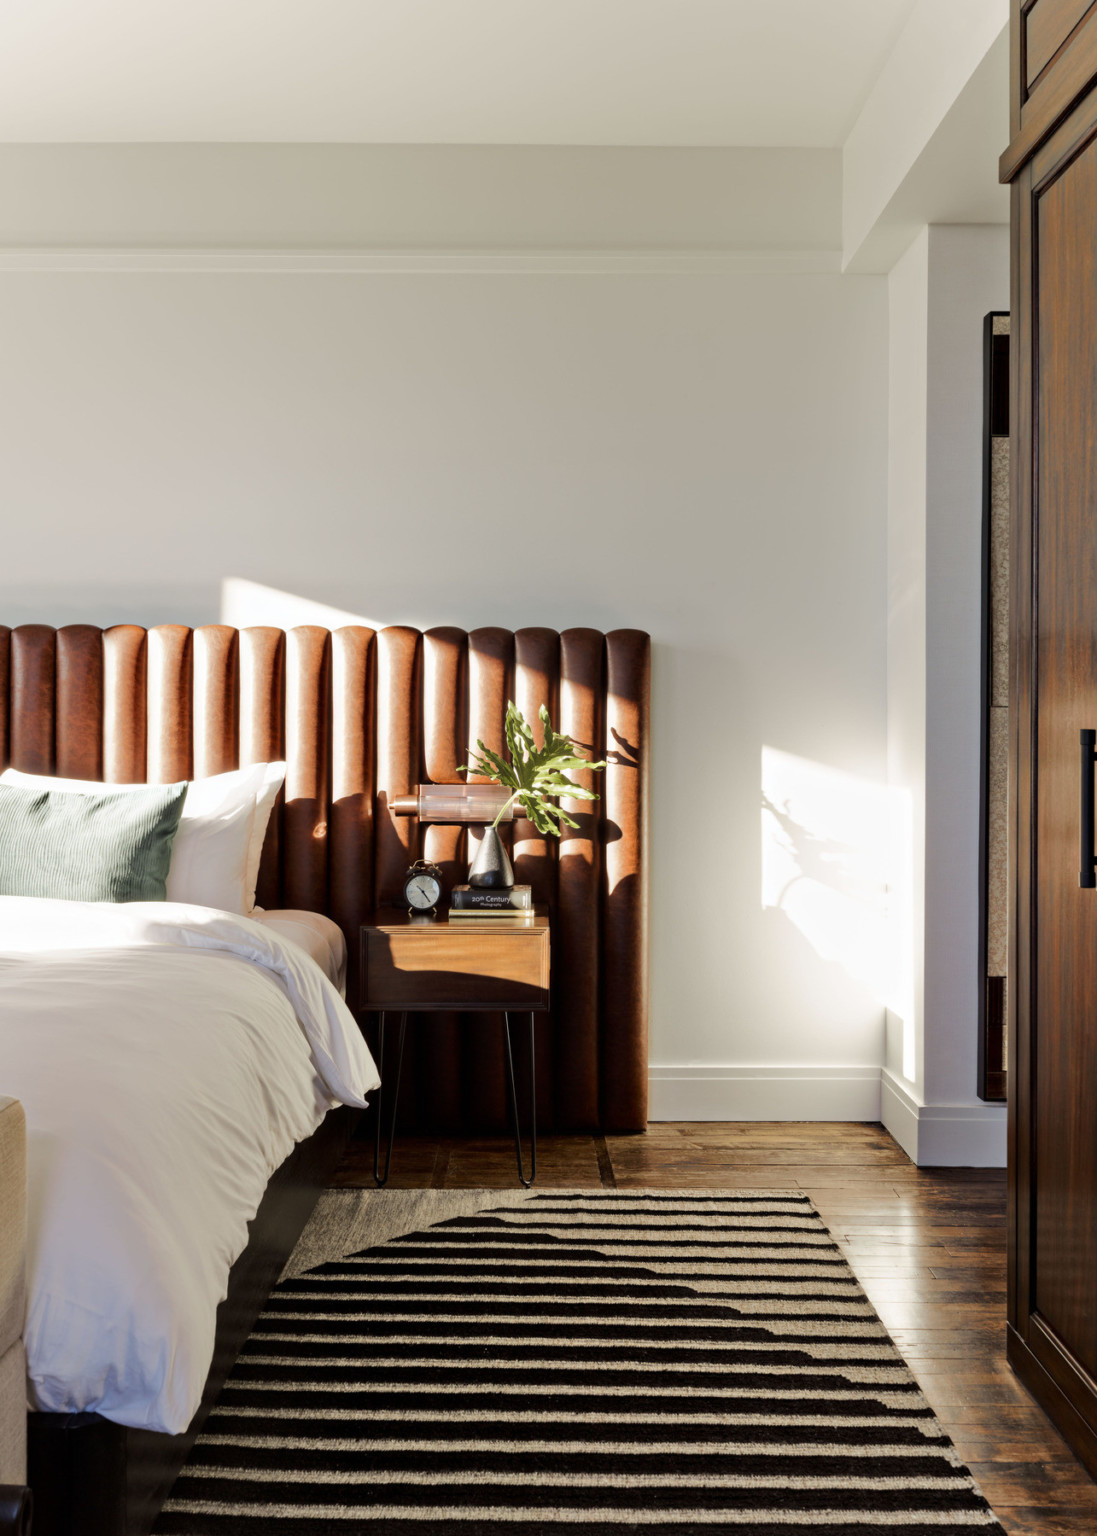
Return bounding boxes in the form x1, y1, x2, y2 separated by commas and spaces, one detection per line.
166, 764, 268, 912
244, 761, 286, 911
0, 762, 286, 915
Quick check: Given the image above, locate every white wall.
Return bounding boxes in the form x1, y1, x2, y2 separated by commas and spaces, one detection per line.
0, 245, 890, 1116
842, 0, 1007, 269
885, 228, 929, 1097
0, 144, 840, 253
844, 28, 1009, 275
0, 136, 1019, 1142
882, 223, 1009, 1164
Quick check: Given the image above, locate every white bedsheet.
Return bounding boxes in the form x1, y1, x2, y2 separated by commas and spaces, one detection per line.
0, 896, 379, 1434
253, 908, 347, 995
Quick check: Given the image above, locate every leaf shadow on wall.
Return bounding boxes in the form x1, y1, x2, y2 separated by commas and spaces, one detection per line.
761, 745, 898, 1029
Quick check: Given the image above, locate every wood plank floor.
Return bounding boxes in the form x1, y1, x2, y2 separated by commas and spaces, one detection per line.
333, 1119, 1097, 1536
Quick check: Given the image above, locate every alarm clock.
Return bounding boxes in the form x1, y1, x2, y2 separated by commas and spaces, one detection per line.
403, 859, 443, 916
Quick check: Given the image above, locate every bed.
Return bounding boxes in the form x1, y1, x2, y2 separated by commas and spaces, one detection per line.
0, 619, 650, 1536
6, 898, 375, 1536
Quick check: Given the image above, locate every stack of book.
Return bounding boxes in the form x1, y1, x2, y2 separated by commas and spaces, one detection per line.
449, 884, 533, 918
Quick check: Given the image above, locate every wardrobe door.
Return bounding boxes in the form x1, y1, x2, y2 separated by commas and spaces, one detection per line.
1033, 123, 1097, 1382
1008, 78, 1097, 1473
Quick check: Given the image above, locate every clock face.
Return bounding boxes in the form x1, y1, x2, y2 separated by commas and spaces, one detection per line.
407, 873, 441, 910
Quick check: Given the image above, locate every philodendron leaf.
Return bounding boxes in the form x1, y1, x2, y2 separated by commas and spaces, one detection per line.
510, 706, 535, 752
460, 738, 520, 791
458, 700, 607, 836
505, 707, 531, 768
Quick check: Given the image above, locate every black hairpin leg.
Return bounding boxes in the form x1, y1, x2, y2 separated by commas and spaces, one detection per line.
503, 1011, 537, 1188
373, 1010, 407, 1187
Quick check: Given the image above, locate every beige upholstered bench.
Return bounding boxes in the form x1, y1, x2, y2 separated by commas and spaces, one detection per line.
0, 1096, 28, 1530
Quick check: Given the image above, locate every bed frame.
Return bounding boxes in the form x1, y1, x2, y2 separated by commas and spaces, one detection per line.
0, 620, 650, 1535
26, 1106, 357, 1536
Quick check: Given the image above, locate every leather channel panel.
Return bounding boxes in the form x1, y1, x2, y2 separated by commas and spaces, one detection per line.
463, 627, 515, 1133
56, 626, 104, 782
419, 627, 469, 1132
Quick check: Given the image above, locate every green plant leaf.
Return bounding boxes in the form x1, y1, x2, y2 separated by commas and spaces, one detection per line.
458, 701, 606, 834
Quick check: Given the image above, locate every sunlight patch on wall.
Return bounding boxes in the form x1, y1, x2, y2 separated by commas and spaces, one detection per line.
221, 577, 383, 631
761, 747, 910, 1036
888, 783, 916, 1080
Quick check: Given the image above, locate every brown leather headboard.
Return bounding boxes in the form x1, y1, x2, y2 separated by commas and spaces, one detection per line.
0, 622, 649, 1133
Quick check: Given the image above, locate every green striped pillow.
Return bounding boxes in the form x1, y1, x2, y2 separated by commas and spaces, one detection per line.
0, 780, 189, 902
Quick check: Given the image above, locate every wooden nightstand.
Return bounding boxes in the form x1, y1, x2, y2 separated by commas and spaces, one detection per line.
360, 909, 550, 1187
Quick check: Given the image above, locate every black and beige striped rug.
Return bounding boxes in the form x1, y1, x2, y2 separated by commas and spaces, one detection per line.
156, 1189, 1004, 1534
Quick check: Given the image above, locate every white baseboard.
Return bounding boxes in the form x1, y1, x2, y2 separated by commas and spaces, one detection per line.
647, 1063, 1008, 1168
647, 1064, 882, 1123
880, 1069, 1006, 1167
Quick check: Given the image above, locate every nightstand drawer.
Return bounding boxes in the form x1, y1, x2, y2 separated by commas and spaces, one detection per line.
360, 914, 550, 1012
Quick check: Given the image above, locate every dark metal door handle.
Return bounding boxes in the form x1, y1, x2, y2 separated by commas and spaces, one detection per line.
1082, 729, 1096, 888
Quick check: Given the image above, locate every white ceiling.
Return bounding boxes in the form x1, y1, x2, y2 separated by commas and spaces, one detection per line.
0, 0, 920, 147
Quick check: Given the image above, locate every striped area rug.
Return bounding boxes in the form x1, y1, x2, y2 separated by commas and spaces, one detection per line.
155, 1189, 1004, 1534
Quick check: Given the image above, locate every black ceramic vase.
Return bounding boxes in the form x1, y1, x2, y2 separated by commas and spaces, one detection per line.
468, 826, 514, 889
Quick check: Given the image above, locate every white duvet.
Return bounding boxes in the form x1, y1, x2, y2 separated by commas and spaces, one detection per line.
0, 896, 380, 1434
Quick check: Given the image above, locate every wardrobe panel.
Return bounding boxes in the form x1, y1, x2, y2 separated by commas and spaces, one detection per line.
1004, 19, 1097, 1472
1031, 127, 1097, 1378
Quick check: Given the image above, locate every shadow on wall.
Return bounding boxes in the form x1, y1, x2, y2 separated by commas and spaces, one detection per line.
0, 582, 221, 629
761, 746, 914, 1051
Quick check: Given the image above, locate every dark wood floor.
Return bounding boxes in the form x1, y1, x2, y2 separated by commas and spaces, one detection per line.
333, 1119, 1097, 1536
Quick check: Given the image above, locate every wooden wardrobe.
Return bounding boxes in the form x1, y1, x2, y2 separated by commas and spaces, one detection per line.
1002, 0, 1097, 1476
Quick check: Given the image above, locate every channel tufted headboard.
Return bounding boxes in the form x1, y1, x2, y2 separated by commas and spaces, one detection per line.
0, 622, 649, 1133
